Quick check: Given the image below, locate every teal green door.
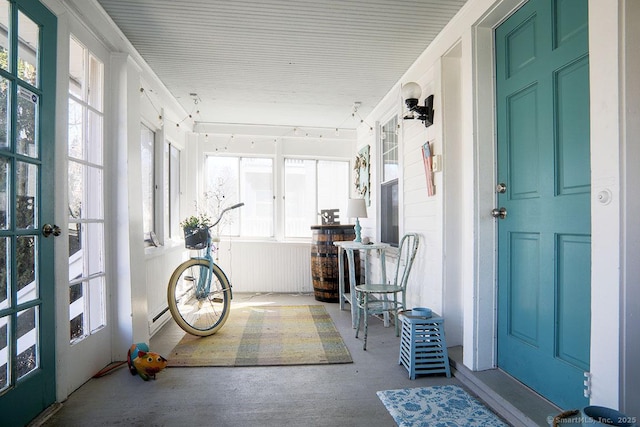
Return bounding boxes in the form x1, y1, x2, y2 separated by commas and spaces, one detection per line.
495, 0, 590, 410
0, 1, 57, 425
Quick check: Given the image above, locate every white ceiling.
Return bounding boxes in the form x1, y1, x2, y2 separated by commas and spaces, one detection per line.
95, 0, 468, 130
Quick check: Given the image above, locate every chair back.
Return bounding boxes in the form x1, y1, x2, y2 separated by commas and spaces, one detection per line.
392, 233, 419, 291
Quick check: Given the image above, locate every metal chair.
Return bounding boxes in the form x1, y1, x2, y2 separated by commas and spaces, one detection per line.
355, 233, 419, 350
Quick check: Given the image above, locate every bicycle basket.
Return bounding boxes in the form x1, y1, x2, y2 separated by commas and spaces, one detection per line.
183, 226, 209, 250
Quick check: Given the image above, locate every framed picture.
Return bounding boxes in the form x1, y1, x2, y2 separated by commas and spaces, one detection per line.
354, 145, 370, 206
422, 141, 435, 197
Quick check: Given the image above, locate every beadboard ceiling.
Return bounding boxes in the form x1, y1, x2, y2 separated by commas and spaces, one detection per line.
95, 0, 467, 130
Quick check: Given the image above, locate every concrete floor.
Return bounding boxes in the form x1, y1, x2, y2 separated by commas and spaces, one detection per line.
41, 293, 465, 427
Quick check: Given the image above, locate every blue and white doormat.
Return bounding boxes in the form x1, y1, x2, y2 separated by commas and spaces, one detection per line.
377, 385, 508, 427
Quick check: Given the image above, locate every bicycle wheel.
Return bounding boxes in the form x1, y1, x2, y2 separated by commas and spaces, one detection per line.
167, 258, 232, 336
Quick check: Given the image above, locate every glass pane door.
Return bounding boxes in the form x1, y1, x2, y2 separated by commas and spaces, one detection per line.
0, 1, 57, 425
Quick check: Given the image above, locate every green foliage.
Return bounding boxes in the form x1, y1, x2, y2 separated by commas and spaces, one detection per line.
0, 50, 40, 304
180, 213, 211, 230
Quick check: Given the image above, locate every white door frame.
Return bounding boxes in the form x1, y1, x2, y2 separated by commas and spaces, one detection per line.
461, 0, 621, 409
461, 0, 526, 372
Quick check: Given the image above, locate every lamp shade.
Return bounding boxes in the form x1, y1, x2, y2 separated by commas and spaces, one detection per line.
401, 81, 422, 100
346, 198, 368, 218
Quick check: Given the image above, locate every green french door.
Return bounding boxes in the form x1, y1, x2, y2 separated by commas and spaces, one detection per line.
495, 0, 590, 410
0, 1, 57, 426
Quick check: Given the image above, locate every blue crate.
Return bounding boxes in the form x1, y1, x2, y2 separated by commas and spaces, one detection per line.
398, 312, 451, 380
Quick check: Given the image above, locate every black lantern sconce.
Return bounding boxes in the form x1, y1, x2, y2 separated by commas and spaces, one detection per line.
402, 82, 434, 127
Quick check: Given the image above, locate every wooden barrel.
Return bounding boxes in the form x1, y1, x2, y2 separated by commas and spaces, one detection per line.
310, 225, 360, 302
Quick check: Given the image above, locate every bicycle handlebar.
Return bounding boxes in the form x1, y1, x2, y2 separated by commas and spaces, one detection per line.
210, 202, 244, 227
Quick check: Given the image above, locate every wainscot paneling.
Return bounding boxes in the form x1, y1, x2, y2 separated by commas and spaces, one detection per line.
213, 241, 313, 294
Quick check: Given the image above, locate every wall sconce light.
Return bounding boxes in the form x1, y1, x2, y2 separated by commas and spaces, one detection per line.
402, 82, 434, 127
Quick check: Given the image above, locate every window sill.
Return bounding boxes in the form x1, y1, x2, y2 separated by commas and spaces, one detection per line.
211, 236, 313, 245
144, 239, 185, 259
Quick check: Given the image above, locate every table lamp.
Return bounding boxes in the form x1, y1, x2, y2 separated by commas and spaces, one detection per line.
347, 198, 368, 243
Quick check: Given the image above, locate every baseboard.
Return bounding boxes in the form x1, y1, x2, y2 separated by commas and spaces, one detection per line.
27, 402, 63, 427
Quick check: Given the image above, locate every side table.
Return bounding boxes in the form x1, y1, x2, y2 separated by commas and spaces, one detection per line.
334, 241, 390, 328
398, 311, 451, 380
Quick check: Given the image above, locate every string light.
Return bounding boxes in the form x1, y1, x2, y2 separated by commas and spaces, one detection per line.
140, 86, 160, 117
141, 85, 376, 142
140, 85, 201, 131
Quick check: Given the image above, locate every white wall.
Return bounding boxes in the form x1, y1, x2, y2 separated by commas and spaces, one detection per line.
587, 0, 623, 410
442, 44, 464, 348
110, 56, 193, 353
214, 240, 313, 294
621, 1, 640, 416
400, 62, 444, 316
357, 0, 631, 409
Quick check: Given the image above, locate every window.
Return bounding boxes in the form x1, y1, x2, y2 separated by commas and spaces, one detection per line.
284, 159, 349, 238
164, 142, 180, 239
68, 36, 106, 343
140, 124, 155, 243
204, 156, 273, 237
140, 130, 179, 244
380, 116, 399, 246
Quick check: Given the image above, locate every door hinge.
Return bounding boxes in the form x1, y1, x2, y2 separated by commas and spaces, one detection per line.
584, 372, 592, 398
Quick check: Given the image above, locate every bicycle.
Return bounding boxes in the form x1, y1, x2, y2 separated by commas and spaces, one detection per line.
167, 202, 244, 336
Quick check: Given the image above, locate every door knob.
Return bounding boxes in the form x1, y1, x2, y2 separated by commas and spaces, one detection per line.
42, 224, 61, 237
491, 208, 507, 219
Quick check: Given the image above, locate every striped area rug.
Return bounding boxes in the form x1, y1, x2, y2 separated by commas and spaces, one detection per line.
167, 305, 352, 367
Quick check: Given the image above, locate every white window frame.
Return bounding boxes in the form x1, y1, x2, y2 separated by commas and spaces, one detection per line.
164, 140, 181, 240
140, 121, 157, 245
379, 115, 400, 247
67, 35, 107, 344
204, 154, 275, 238
283, 157, 350, 238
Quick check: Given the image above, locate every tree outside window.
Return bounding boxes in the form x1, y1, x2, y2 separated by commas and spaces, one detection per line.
204, 156, 273, 237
